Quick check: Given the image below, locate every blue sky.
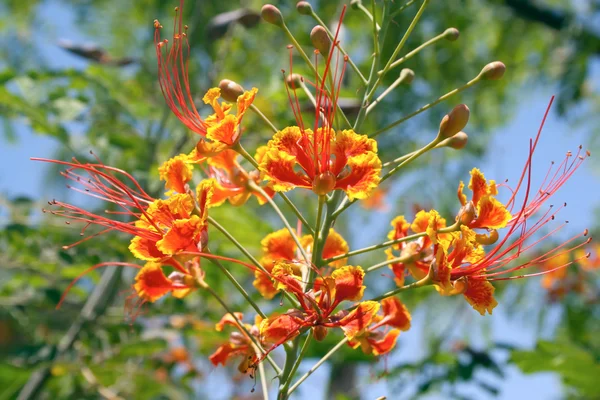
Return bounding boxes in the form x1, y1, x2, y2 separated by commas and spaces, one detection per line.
1, 1, 599, 399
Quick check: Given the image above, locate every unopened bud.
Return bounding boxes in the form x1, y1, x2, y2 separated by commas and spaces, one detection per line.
285, 73, 302, 88
458, 202, 475, 225
310, 26, 331, 55
261, 4, 284, 27
296, 1, 313, 15
312, 171, 336, 196
350, 0, 361, 10
444, 27, 460, 41
444, 131, 468, 150
480, 61, 506, 80
399, 68, 414, 85
439, 104, 470, 138
218, 79, 244, 102
313, 325, 328, 341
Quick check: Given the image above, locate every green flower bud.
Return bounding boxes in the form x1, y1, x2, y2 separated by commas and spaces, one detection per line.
296, 1, 313, 15
439, 104, 470, 139
444, 27, 460, 41
310, 25, 331, 55
399, 68, 415, 85
480, 61, 506, 80
261, 4, 284, 27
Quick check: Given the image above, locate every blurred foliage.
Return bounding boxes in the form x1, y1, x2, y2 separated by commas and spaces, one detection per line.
0, 0, 599, 399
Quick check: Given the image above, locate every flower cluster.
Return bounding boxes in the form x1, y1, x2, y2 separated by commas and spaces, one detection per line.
38, 1, 593, 398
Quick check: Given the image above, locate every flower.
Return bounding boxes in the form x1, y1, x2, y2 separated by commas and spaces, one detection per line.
209, 312, 261, 374
258, 9, 381, 199
252, 228, 349, 299
154, 2, 257, 156
340, 297, 411, 356
259, 263, 368, 347
385, 210, 447, 286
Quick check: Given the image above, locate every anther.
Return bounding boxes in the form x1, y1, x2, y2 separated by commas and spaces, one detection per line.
583, 229, 589, 236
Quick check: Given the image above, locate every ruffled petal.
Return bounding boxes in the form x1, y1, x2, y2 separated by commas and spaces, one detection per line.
369, 329, 400, 356
339, 301, 380, 340
156, 216, 203, 255
332, 266, 365, 304
236, 88, 258, 122
332, 129, 378, 176
463, 278, 498, 315
471, 195, 512, 230
380, 297, 411, 331
334, 152, 382, 201
158, 154, 193, 194
215, 312, 245, 331
129, 235, 165, 261
133, 262, 175, 302
206, 113, 238, 145
468, 168, 489, 206
259, 313, 304, 344
261, 229, 298, 261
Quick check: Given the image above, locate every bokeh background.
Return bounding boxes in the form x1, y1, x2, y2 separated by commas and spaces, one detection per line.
1, 0, 599, 399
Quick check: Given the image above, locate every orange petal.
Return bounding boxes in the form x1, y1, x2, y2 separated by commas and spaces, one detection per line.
156, 216, 203, 255
236, 88, 258, 122
433, 246, 452, 294
271, 263, 304, 297
332, 266, 365, 303
253, 269, 278, 300
331, 129, 377, 176
468, 168, 489, 206
457, 181, 467, 206
209, 343, 240, 367
259, 313, 303, 344
387, 215, 410, 242
215, 312, 245, 332
471, 195, 512, 230
158, 154, 193, 194
206, 113, 238, 146
369, 329, 400, 356
380, 297, 411, 331
334, 152, 381, 201
133, 262, 175, 302
261, 229, 298, 261
301, 229, 349, 268
339, 301, 380, 340
196, 179, 215, 216
207, 149, 239, 171
129, 235, 165, 261
463, 278, 498, 315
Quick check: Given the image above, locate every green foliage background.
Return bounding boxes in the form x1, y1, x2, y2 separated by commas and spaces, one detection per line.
1, 0, 599, 399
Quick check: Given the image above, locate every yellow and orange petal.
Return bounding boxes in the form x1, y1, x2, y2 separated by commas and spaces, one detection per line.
334, 152, 381, 201
133, 262, 176, 303
206, 114, 238, 146
253, 269, 278, 300
215, 312, 245, 332
331, 266, 366, 303
156, 215, 204, 255
262, 229, 298, 261
380, 297, 411, 331
129, 236, 165, 261
463, 278, 498, 315
259, 314, 303, 344
158, 154, 193, 194
471, 195, 511, 230
209, 343, 237, 367
271, 263, 304, 295
468, 168, 490, 206
196, 178, 215, 215
235, 88, 258, 121
369, 329, 401, 356
387, 216, 410, 242
339, 301, 380, 340
301, 229, 349, 268
331, 129, 377, 173
433, 246, 452, 294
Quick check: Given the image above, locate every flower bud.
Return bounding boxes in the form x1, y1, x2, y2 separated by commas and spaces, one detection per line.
439, 104, 470, 138
296, 1, 313, 15
444, 131, 468, 150
310, 26, 331, 55
350, 0, 361, 10
261, 4, 284, 27
480, 61, 506, 80
399, 68, 414, 85
285, 73, 303, 88
313, 325, 328, 341
218, 79, 244, 102
443, 27, 460, 41
312, 171, 336, 195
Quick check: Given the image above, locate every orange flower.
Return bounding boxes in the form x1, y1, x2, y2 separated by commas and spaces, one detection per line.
205, 149, 274, 207
253, 228, 349, 299
258, 14, 381, 199
385, 211, 446, 286
158, 154, 193, 194
340, 297, 411, 356
155, 4, 257, 155
209, 313, 261, 374
258, 262, 367, 346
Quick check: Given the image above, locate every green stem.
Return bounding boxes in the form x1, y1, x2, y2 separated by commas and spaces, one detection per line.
365, 255, 413, 273
205, 253, 266, 319
356, 1, 381, 32
366, 274, 431, 302
382, 29, 449, 74
380, 138, 439, 183
307, 195, 326, 286
370, 74, 482, 137
324, 221, 460, 263
257, 347, 270, 400
208, 217, 301, 309
279, 333, 313, 397
309, 12, 368, 85
287, 337, 349, 396
250, 104, 279, 133
234, 143, 314, 235
248, 181, 311, 264
277, 339, 299, 400
390, 0, 419, 18
204, 285, 282, 375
